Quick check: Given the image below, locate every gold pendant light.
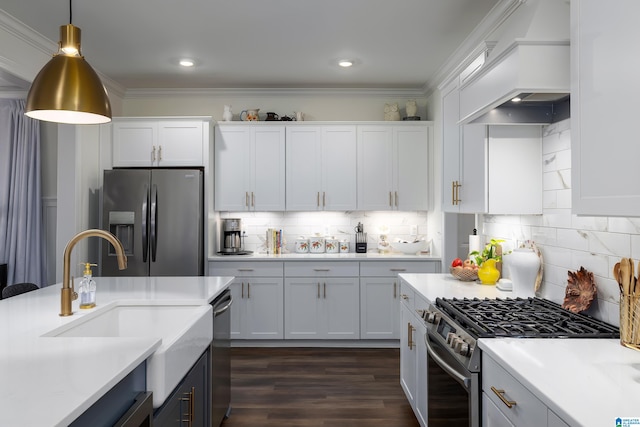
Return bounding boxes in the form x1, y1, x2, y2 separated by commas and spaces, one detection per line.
25, 0, 111, 124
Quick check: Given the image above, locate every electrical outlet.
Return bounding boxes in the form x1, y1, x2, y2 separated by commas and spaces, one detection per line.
410, 225, 418, 236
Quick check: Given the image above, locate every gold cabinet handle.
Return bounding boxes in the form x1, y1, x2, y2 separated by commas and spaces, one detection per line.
158, 145, 163, 162
152, 146, 156, 162
237, 268, 254, 272
323, 282, 326, 299
451, 181, 455, 205
181, 386, 195, 426
401, 294, 409, 300
408, 322, 415, 350
247, 282, 250, 299
323, 191, 326, 207
251, 191, 255, 207
241, 282, 244, 298
317, 191, 320, 207
393, 281, 397, 299
389, 191, 393, 207
317, 282, 320, 299
390, 268, 406, 272
491, 386, 517, 409
395, 191, 398, 207
245, 191, 249, 208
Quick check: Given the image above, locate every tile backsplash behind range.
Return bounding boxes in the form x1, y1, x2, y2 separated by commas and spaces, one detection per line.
481, 118, 635, 327
218, 211, 430, 255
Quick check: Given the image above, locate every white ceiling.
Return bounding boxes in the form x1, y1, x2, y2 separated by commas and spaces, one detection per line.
0, 0, 500, 92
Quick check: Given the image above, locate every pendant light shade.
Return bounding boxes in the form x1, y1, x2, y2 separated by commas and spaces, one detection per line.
26, 23, 112, 124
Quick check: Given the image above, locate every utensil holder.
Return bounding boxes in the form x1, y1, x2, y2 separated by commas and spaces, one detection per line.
355, 232, 367, 253
620, 292, 640, 351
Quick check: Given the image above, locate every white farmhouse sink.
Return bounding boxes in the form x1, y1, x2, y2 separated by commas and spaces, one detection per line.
43, 303, 213, 408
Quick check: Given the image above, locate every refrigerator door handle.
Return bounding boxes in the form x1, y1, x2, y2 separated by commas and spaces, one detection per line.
142, 184, 149, 262
150, 183, 158, 262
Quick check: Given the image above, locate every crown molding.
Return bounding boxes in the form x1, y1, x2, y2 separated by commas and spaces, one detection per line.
422, 0, 525, 98
124, 87, 429, 99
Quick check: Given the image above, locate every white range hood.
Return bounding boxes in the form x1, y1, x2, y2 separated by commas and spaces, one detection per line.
458, 0, 570, 125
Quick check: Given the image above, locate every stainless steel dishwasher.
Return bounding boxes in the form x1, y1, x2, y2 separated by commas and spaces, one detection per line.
211, 289, 232, 426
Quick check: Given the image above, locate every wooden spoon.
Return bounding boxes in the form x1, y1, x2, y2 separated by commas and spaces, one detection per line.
614, 262, 623, 292
630, 258, 635, 294
621, 258, 631, 296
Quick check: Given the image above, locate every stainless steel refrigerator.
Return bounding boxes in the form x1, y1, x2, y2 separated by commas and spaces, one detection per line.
101, 169, 204, 276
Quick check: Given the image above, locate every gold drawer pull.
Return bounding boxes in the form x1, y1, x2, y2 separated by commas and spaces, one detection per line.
491, 386, 517, 408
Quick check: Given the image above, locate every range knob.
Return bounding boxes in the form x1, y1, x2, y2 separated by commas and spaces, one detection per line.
451, 336, 464, 350
455, 340, 470, 356
446, 332, 456, 345
425, 311, 440, 324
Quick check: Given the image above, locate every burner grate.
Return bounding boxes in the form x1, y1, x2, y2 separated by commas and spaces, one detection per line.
435, 297, 619, 339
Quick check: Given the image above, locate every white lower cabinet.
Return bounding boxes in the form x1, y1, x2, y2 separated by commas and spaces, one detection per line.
399, 282, 428, 427
360, 261, 438, 340
211, 262, 284, 339
284, 261, 359, 339
482, 353, 571, 427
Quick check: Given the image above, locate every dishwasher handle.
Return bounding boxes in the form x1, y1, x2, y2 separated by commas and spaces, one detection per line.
213, 295, 233, 317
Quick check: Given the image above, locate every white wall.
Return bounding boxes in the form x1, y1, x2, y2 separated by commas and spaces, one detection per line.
479, 119, 625, 327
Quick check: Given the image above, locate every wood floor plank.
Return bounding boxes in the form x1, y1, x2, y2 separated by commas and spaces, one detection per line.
221, 347, 420, 427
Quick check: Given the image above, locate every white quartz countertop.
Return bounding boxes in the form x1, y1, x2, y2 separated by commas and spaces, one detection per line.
0, 276, 233, 427
209, 252, 440, 261
400, 273, 640, 426
478, 338, 640, 427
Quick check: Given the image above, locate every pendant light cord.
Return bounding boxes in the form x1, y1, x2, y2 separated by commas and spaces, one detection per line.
69, 0, 73, 24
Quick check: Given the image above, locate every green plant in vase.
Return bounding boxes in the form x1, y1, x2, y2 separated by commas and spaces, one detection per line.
470, 238, 506, 285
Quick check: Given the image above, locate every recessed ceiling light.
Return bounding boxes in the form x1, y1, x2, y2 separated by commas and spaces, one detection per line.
338, 60, 354, 68
511, 96, 522, 103
179, 59, 195, 67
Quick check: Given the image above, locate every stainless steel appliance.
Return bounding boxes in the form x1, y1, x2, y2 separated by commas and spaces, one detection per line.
218, 218, 252, 255
211, 289, 232, 426
101, 169, 204, 276
419, 297, 619, 427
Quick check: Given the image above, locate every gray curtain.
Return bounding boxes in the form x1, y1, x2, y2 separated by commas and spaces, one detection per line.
0, 99, 45, 287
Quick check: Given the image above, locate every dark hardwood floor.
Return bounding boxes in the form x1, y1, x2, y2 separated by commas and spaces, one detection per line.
221, 347, 420, 427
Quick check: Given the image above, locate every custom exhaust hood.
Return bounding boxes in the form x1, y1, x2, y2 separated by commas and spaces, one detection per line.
458, 0, 570, 125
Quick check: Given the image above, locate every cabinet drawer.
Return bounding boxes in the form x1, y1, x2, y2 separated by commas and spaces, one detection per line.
210, 261, 284, 277
482, 354, 546, 427
360, 261, 437, 277
284, 261, 359, 277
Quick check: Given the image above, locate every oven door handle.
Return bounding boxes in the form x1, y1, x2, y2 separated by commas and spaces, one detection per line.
424, 331, 471, 391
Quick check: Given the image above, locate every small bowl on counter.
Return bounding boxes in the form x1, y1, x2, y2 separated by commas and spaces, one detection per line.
390, 239, 427, 254
450, 266, 479, 282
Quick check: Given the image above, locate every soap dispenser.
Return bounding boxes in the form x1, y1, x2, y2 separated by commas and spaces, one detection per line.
79, 263, 97, 309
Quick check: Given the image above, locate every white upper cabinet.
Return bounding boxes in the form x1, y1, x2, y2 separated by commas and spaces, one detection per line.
357, 123, 430, 211
286, 125, 356, 211
571, 0, 640, 216
112, 119, 207, 167
214, 124, 285, 211
442, 78, 542, 215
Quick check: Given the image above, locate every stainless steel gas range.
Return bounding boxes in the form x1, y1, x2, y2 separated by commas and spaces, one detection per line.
418, 297, 619, 427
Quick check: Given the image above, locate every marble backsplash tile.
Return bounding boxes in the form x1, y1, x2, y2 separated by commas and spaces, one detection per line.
481, 119, 627, 326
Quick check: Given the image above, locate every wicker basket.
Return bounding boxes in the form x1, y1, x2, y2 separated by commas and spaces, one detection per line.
450, 266, 478, 282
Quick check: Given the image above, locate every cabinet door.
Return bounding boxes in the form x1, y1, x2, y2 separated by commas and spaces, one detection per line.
244, 279, 284, 339
157, 121, 204, 166
321, 126, 357, 210
214, 126, 251, 211
323, 278, 359, 339
482, 392, 515, 427
442, 80, 462, 213
360, 277, 399, 339
154, 350, 209, 427
414, 320, 428, 427
286, 127, 322, 210
571, 0, 640, 216
487, 126, 542, 215
357, 126, 395, 210
284, 278, 322, 338
400, 303, 417, 406
459, 123, 487, 213
112, 121, 157, 167
252, 126, 286, 211
395, 126, 429, 210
